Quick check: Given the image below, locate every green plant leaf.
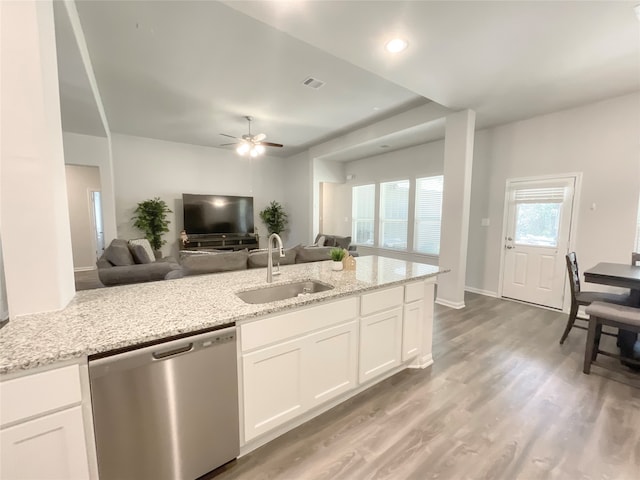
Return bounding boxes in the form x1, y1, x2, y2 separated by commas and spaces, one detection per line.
132, 197, 172, 250
259, 201, 288, 235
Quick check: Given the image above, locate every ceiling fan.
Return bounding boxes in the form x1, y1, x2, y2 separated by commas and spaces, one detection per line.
220, 116, 283, 157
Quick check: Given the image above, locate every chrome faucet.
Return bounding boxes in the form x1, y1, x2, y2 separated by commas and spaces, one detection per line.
267, 233, 285, 283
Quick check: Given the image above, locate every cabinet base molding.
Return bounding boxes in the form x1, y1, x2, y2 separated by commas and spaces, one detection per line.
239, 358, 428, 457
435, 297, 465, 309
409, 353, 433, 369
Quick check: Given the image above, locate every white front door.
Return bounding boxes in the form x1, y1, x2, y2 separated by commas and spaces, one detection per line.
501, 177, 576, 309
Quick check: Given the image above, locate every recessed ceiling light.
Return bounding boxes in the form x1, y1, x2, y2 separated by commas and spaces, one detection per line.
373, 106, 381, 111
385, 38, 408, 53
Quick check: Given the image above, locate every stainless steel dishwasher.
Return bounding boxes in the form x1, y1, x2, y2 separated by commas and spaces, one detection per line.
89, 326, 239, 480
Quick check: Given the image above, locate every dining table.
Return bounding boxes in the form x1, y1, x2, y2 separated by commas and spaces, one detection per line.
583, 262, 640, 363
583, 262, 640, 292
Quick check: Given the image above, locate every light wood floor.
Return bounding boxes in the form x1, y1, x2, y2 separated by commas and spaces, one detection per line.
212, 293, 639, 480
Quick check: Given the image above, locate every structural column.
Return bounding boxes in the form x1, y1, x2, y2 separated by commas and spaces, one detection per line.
1, 0, 75, 316
437, 110, 476, 309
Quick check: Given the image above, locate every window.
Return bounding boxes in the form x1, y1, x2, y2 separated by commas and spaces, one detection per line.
635, 196, 640, 252
513, 186, 565, 247
414, 176, 443, 255
352, 184, 375, 245
379, 180, 409, 250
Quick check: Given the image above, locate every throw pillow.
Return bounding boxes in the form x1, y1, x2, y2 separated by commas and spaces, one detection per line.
129, 244, 152, 264
104, 239, 135, 266
334, 236, 351, 249
129, 238, 156, 262
317, 235, 326, 247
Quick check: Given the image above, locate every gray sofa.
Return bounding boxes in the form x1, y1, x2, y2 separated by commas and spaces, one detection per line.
313, 233, 358, 255
180, 245, 336, 277
97, 239, 181, 286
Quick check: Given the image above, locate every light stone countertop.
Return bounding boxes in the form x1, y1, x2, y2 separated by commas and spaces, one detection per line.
0, 256, 445, 375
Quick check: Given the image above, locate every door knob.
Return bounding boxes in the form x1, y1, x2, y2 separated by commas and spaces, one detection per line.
506, 245, 513, 249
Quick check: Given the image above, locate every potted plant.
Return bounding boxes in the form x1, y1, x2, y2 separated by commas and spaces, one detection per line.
259, 201, 288, 235
330, 247, 346, 271
132, 197, 172, 254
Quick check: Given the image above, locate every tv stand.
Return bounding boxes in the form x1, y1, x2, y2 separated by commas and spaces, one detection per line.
181, 233, 259, 252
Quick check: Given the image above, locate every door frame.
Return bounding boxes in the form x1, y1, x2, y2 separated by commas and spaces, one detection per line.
497, 172, 583, 313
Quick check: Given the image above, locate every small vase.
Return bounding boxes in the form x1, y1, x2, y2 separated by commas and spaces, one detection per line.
332, 261, 344, 271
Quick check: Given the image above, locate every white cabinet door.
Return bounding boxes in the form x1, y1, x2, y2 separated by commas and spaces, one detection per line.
306, 321, 358, 409
359, 307, 403, 384
402, 301, 423, 361
0, 406, 90, 480
242, 338, 305, 441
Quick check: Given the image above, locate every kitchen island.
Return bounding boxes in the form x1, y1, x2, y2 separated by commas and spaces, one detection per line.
0, 256, 445, 479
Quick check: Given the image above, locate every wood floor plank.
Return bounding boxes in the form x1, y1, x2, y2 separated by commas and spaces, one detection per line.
213, 293, 639, 480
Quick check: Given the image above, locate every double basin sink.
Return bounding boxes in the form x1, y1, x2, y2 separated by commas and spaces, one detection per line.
236, 280, 333, 304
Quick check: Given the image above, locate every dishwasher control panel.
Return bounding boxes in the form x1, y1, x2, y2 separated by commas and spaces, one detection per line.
202, 331, 235, 347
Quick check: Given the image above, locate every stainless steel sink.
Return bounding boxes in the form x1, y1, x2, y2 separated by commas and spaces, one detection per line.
236, 280, 334, 304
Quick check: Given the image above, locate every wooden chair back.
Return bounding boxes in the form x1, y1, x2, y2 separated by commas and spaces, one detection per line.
566, 252, 581, 300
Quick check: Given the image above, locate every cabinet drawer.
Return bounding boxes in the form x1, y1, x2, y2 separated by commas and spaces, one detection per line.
405, 281, 424, 303
0, 365, 82, 427
241, 297, 358, 352
360, 286, 403, 316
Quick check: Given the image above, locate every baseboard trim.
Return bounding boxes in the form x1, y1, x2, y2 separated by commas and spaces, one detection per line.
464, 286, 498, 298
74, 267, 97, 272
435, 297, 465, 309
409, 353, 433, 369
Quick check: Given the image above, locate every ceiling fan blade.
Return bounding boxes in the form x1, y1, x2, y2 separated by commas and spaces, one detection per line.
253, 133, 266, 142
220, 133, 238, 139
261, 142, 283, 148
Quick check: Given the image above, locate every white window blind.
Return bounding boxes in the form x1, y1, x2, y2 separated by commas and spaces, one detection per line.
414, 176, 444, 255
379, 180, 409, 250
352, 184, 375, 245
514, 187, 565, 203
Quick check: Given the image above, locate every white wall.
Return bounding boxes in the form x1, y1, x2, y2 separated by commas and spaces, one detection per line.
111, 134, 290, 256
62, 132, 117, 244
312, 157, 345, 239
282, 151, 313, 246
65, 165, 101, 270
1, 0, 75, 316
467, 92, 640, 295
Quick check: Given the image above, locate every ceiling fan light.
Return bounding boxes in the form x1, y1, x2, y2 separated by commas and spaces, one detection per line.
250, 147, 259, 158
255, 144, 265, 155
236, 142, 250, 155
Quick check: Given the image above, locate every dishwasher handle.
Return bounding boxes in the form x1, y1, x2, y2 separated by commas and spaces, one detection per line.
152, 342, 193, 360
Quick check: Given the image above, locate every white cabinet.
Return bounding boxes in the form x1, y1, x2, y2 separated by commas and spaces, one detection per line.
242, 321, 358, 441
242, 337, 305, 440
358, 286, 405, 384
0, 406, 90, 479
359, 307, 403, 383
240, 299, 359, 442
306, 321, 358, 408
0, 364, 91, 479
402, 300, 423, 361
240, 280, 436, 446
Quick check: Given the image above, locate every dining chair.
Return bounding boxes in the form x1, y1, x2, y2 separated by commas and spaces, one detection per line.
559, 252, 631, 344
583, 301, 640, 374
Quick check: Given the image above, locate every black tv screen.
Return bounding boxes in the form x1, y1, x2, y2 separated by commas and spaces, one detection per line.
183, 194, 254, 235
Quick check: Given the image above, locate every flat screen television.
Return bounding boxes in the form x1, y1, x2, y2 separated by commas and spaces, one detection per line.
183, 194, 254, 235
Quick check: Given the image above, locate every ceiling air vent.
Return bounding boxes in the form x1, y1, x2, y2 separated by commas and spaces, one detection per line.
302, 76, 325, 89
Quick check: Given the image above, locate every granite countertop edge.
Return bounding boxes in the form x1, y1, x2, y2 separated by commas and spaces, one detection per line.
0, 256, 446, 376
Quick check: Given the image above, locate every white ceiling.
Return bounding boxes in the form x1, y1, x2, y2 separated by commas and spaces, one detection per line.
60, 0, 639, 161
